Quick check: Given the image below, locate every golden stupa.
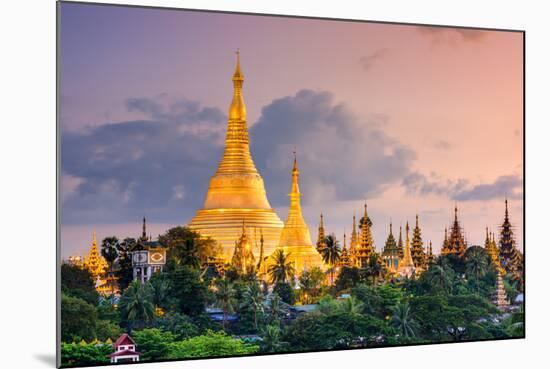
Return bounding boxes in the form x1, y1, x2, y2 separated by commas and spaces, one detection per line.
274, 154, 324, 273
188, 52, 284, 259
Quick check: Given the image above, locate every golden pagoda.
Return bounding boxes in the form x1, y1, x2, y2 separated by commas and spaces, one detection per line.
188, 52, 284, 259
316, 213, 326, 253
274, 154, 324, 273
83, 231, 108, 281
231, 222, 256, 274
355, 203, 375, 267
397, 222, 416, 277
349, 214, 358, 266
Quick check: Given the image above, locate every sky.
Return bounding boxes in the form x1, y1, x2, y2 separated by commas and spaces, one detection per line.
59, 3, 524, 258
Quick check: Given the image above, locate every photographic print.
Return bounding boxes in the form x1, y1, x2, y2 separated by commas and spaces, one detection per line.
58, 1, 524, 367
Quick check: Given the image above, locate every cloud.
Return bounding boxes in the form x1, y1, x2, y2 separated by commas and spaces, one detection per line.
61, 96, 226, 224
417, 26, 489, 45
359, 48, 388, 70
403, 172, 522, 201
453, 175, 523, 201
250, 89, 416, 207
434, 139, 452, 150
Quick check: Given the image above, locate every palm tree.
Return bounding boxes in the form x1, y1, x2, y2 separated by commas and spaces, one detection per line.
214, 277, 237, 330
365, 253, 384, 286
321, 234, 341, 285
391, 301, 418, 337
465, 246, 489, 292
119, 280, 155, 332
268, 249, 295, 284
266, 292, 288, 324
242, 282, 265, 330
260, 324, 286, 353
426, 264, 452, 293
101, 236, 119, 293
338, 296, 364, 316
149, 275, 170, 311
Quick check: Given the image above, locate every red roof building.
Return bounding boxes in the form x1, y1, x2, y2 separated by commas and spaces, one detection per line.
109, 334, 141, 363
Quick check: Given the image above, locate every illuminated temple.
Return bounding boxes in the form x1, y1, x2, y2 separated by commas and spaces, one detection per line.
188, 53, 284, 259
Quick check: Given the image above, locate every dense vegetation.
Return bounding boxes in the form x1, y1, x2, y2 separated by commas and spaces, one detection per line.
61, 226, 523, 367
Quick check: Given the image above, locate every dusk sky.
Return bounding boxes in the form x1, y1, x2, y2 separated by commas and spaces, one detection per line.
60, 3, 523, 258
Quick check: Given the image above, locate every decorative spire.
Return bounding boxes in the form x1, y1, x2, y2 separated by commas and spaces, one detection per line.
356, 202, 375, 267
316, 213, 326, 252
229, 49, 246, 122
142, 217, 147, 239
398, 221, 415, 277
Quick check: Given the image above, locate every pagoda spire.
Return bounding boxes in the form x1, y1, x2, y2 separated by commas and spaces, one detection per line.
397, 225, 404, 257
382, 220, 399, 271
142, 217, 147, 239
84, 231, 108, 280
316, 213, 326, 252
356, 202, 375, 267
398, 221, 415, 277
499, 198, 522, 277
411, 214, 426, 270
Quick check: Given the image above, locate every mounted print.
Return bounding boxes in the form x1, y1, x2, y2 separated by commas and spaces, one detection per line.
57, 1, 525, 367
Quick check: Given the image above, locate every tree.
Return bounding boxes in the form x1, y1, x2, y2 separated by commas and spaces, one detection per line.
116, 237, 136, 291
119, 280, 155, 332
265, 293, 288, 324
61, 293, 98, 342
61, 342, 111, 367
273, 282, 296, 305
335, 266, 361, 292
168, 265, 210, 316
158, 312, 200, 340
465, 246, 489, 293
241, 282, 265, 330
214, 277, 237, 330
391, 301, 418, 338
268, 249, 295, 284
298, 266, 326, 303
422, 264, 453, 294
321, 234, 341, 285
95, 319, 123, 342
148, 273, 171, 311
132, 328, 175, 361
364, 253, 385, 286
167, 331, 259, 359
337, 296, 364, 316
61, 263, 99, 305
159, 226, 220, 267
100, 236, 119, 274
260, 324, 288, 353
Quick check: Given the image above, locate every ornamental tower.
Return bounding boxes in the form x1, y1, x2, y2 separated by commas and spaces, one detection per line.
426, 241, 435, 265
485, 227, 503, 274
349, 214, 358, 265
188, 52, 284, 259
356, 203, 375, 267
276, 154, 324, 273
338, 232, 352, 268
231, 222, 256, 274
83, 231, 108, 280
382, 221, 400, 272
499, 199, 522, 275
397, 225, 404, 258
398, 222, 416, 277
411, 214, 427, 270
316, 213, 326, 253
492, 271, 510, 311
441, 206, 467, 256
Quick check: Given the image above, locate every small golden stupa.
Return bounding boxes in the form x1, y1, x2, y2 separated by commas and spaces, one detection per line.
188, 52, 284, 259
274, 153, 324, 273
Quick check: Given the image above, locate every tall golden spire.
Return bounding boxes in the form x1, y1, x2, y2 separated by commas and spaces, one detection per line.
398, 221, 416, 277
188, 52, 283, 259
277, 153, 324, 273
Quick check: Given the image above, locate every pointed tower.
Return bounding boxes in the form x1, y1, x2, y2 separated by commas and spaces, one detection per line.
485, 227, 502, 274
316, 213, 326, 253
382, 221, 400, 272
492, 271, 510, 311
231, 221, 256, 274
349, 214, 358, 266
275, 153, 324, 273
397, 222, 416, 277
356, 203, 375, 267
426, 241, 435, 265
338, 232, 352, 267
397, 225, 404, 258
188, 52, 284, 259
442, 206, 467, 256
83, 231, 108, 280
411, 214, 427, 270
499, 199, 522, 275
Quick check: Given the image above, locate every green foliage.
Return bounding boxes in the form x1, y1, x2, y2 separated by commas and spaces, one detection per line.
95, 319, 123, 342
240, 281, 265, 330
61, 293, 98, 342
157, 312, 200, 340
214, 277, 238, 330
116, 238, 136, 291
391, 301, 418, 337
100, 236, 119, 272
283, 310, 390, 350
299, 266, 326, 303
159, 226, 220, 267
60, 342, 111, 367
502, 306, 524, 337
268, 249, 295, 284
167, 331, 259, 359
167, 265, 210, 316
132, 328, 175, 361
260, 324, 288, 353
61, 263, 99, 306
273, 282, 296, 305
119, 280, 155, 331
335, 266, 361, 292
321, 234, 341, 284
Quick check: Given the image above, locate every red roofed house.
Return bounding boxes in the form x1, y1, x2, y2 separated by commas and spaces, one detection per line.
109, 333, 141, 363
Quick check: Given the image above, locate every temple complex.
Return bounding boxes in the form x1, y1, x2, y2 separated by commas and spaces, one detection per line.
188, 52, 284, 260
275, 154, 324, 273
